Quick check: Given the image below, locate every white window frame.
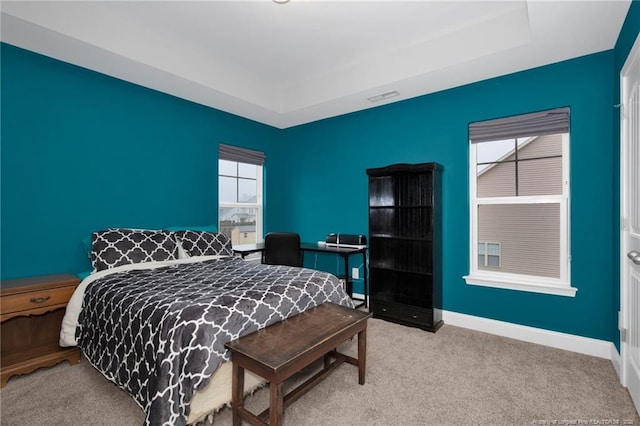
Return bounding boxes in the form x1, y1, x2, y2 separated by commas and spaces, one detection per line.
463, 133, 576, 297
218, 161, 264, 244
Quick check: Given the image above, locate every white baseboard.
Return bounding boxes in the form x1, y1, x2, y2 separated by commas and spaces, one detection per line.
611, 344, 622, 380
442, 310, 616, 361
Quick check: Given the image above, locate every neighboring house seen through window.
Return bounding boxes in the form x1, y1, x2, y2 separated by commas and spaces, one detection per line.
464, 108, 576, 296
218, 144, 264, 246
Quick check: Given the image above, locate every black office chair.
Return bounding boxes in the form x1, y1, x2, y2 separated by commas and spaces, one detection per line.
263, 232, 303, 267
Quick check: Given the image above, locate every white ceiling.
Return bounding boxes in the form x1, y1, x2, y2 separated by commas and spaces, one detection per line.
0, 0, 631, 129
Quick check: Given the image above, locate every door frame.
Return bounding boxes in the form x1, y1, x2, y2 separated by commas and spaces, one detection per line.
620, 32, 640, 393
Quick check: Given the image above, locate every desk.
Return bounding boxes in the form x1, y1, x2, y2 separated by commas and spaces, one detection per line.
233, 242, 368, 309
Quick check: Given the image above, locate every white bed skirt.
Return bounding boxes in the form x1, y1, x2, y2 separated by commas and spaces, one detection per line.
187, 361, 265, 424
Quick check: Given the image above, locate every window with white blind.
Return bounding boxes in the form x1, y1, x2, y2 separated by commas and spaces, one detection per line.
463, 108, 576, 297
218, 144, 264, 247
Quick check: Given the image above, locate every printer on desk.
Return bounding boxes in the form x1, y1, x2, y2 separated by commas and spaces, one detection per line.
325, 233, 367, 248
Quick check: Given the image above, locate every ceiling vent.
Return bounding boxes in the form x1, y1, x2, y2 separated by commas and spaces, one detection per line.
367, 91, 400, 103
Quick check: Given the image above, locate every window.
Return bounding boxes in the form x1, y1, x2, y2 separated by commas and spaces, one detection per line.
464, 108, 576, 297
478, 242, 501, 268
218, 144, 265, 246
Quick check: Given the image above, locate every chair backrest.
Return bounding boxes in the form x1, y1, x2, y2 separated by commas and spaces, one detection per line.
263, 232, 303, 267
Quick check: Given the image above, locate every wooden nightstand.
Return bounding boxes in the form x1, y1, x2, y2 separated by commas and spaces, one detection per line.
1, 273, 81, 387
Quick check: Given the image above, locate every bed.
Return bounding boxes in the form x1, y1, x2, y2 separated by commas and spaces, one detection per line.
59, 228, 354, 426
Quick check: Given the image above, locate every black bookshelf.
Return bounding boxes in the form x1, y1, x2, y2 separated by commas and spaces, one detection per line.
366, 162, 443, 332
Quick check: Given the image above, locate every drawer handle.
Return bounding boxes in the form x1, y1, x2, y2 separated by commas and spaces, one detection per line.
30, 296, 51, 304
412, 315, 418, 319
382, 308, 387, 312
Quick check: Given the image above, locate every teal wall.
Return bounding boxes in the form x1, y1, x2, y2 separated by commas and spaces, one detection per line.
3, 3, 639, 343
1, 43, 280, 279
271, 51, 617, 342
616, 1, 640, 75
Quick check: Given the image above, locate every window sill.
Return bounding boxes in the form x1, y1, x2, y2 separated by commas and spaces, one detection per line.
463, 272, 577, 297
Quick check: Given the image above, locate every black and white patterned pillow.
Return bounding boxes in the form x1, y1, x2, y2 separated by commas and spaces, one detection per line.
173, 231, 233, 257
91, 229, 179, 271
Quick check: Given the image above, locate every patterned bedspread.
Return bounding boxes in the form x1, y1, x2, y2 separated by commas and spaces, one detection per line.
76, 257, 354, 426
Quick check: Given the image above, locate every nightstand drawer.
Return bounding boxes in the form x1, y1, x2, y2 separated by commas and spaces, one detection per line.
1, 286, 76, 316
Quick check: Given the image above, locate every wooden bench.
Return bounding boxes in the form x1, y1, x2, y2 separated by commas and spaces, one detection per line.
224, 302, 373, 426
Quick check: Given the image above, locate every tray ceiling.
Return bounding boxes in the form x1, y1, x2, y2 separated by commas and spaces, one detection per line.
1, 1, 631, 128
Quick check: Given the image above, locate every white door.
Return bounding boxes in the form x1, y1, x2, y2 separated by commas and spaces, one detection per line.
621, 33, 640, 414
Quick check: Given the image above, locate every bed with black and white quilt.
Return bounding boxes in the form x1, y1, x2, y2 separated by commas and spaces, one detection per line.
60, 230, 354, 426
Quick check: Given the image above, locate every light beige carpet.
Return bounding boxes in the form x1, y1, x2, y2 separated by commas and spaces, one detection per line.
1, 318, 638, 425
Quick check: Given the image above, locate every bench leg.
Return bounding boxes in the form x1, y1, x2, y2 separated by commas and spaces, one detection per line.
270, 381, 284, 426
232, 362, 244, 426
358, 328, 367, 385
324, 351, 333, 369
